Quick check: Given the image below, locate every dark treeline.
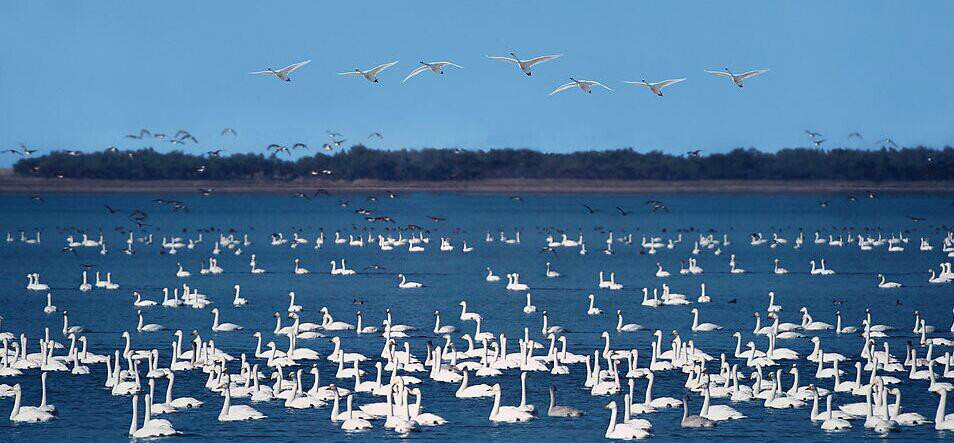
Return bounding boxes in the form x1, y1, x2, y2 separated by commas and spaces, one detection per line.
12, 145, 954, 181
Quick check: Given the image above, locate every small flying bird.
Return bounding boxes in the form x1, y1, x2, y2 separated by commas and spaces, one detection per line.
292, 143, 308, 150
876, 138, 898, 148
333, 139, 347, 148
368, 132, 383, 139
125, 133, 141, 139
221, 128, 237, 137
622, 78, 686, 96
819, 200, 830, 207
105, 146, 119, 153
30, 195, 44, 202
249, 60, 312, 81
428, 216, 446, 222
805, 130, 823, 139
651, 203, 669, 213
104, 204, 119, 214
908, 216, 926, 222
153, 133, 166, 139
402, 61, 464, 82
294, 192, 312, 200
510, 196, 524, 202
848, 132, 863, 140
583, 204, 597, 214
2, 149, 22, 155
66, 150, 82, 156
267, 144, 290, 155
198, 188, 213, 196
327, 131, 343, 138
486, 52, 562, 76
181, 134, 198, 144
18, 145, 38, 156
338, 61, 399, 83
207, 149, 224, 157
705, 67, 769, 87
811, 139, 826, 148
174, 130, 192, 139
616, 207, 630, 216
549, 78, 612, 95
322, 143, 334, 151
687, 150, 703, 157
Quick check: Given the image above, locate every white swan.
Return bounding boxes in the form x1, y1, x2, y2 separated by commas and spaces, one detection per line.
218, 379, 265, 421
9, 383, 55, 422
128, 394, 177, 437
338, 61, 399, 83
489, 384, 535, 422
402, 61, 463, 82
43, 293, 57, 313
878, 273, 902, 288
485, 52, 562, 76
211, 308, 243, 332
485, 267, 501, 282
691, 308, 722, 332
549, 77, 612, 95
588, 294, 603, 315
523, 293, 537, 314
605, 401, 651, 439
136, 310, 165, 332
623, 78, 686, 96
397, 274, 422, 288
617, 310, 643, 332
705, 67, 769, 87
249, 59, 311, 81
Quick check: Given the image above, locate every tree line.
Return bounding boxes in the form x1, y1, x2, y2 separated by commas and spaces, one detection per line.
11, 145, 954, 181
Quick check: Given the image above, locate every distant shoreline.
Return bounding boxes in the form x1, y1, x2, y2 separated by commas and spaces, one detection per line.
1, 171, 951, 195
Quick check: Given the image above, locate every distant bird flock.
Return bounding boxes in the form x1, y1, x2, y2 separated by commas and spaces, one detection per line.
247, 53, 769, 97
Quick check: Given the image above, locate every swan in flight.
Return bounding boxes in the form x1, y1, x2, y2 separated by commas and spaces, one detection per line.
249, 60, 311, 81
550, 78, 612, 95
485, 52, 562, 76
338, 61, 399, 83
705, 67, 769, 87
623, 78, 686, 96
402, 61, 463, 83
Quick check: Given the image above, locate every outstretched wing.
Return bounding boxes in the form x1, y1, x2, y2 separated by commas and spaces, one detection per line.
485, 55, 520, 65
368, 61, 399, 77
337, 70, 363, 76
524, 54, 562, 68
439, 62, 464, 69
622, 81, 652, 89
737, 69, 769, 80
249, 70, 274, 75
704, 70, 732, 78
549, 82, 578, 95
277, 60, 311, 75
587, 81, 613, 91
402, 65, 430, 83
655, 78, 686, 89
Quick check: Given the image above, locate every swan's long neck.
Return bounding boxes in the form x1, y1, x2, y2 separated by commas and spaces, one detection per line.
938, 390, 948, 424
128, 395, 138, 435
490, 387, 501, 419
606, 403, 617, 436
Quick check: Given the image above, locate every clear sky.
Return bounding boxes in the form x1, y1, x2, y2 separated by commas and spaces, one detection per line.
1, 1, 952, 166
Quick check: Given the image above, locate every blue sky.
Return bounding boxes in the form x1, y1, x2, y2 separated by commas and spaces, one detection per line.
1, 1, 952, 166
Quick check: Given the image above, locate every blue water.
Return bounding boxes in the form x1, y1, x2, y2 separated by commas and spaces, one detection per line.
1, 192, 952, 442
